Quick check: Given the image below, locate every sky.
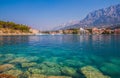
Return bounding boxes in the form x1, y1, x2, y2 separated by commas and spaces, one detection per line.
0, 0, 120, 30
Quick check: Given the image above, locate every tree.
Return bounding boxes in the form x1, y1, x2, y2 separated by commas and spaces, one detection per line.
0, 20, 30, 32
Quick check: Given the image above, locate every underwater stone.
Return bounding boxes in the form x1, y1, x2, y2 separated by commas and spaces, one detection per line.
19, 71, 31, 78
38, 62, 62, 75
0, 54, 3, 57
0, 64, 14, 72
21, 62, 37, 68
63, 60, 85, 67
61, 67, 76, 76
45, 67, 61, 75
100, 63, 120, 75
0, 74, 16, 78
4, 54, 15, 58
1, 54, 15, 63
26, 56, 39, 62
28, 74, 46, 78
42, 62, 60, 67
80, 66, 111, 78
28, 68, 44, 74
28, 74, 72, 78
47, 76, 72, 78
4, 69, 23, 77
9, 57, 29, 64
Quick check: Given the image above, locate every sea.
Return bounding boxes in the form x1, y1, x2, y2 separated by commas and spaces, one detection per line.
0, 35, 120, 78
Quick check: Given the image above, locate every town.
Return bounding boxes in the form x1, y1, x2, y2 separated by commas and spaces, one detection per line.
39, 26, 120, 35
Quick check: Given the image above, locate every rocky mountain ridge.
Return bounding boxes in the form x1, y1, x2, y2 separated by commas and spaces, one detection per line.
58, 4, 120, 30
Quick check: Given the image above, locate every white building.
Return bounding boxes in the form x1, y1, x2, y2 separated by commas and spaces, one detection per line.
79, 27, 85, 34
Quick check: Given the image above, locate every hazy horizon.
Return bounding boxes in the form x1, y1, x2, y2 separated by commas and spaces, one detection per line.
0, 0, 120, 30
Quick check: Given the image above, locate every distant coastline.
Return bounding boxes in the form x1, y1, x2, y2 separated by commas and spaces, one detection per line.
0, 20, 40, 35
1, 20, 120, 36
0, 33, 35, 36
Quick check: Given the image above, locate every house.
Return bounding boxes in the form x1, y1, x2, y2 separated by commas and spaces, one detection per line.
92, 27, 100, 34
114, 28, 120, 34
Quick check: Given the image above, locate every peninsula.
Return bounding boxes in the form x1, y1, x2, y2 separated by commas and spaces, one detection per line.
0, 21, 40, 35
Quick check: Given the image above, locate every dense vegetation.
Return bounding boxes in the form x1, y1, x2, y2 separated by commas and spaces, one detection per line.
0, 20, 30, 32
72, 29, 79, 34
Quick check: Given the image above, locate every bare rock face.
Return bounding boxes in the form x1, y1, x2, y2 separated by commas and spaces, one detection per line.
80, 66, 111, 78
83, 4, 120, 26
60, 4, 120, 30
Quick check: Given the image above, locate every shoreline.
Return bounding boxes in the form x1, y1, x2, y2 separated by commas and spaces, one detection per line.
0, 33, 120, 36
0, 33, 35, 36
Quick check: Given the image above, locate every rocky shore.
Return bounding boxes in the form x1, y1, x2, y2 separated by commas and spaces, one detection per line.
0, 33, 35, 36
0, 28, 36, 36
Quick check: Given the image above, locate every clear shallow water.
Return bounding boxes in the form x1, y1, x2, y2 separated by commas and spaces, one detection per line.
0, 35, 120, 78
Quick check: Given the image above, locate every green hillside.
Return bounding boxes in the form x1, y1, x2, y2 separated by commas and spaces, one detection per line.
0, 20, 30, 32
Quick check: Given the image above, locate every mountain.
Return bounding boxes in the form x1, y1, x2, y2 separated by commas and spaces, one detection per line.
58, 4, 120, 30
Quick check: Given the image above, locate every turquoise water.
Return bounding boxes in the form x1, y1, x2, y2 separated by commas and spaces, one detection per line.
0, 35, 120, 78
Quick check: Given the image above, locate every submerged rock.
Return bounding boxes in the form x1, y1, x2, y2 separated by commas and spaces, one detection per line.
61, 67, 76, 76
28, 68, 44, 74
21, 62, 37, 68
0, 54, 3, 57
42, 62, 60, 68
0, 74, 16, 78
38, 62, 62, 75
28, 74, 72, 78
19, 71, 31, 78
47, 76, 72, 78
1, 54, 15, 63
4, 69, 23, 77
4, 54, 15, 58
9, 57, 29, 64
80, 66, 110, 78
100, 63, 120, 75
26, 56, 39, 62
63, 60, 85, 67
0, 64, 14, 72
45, 67, 61, 75
28, 74, 46, 78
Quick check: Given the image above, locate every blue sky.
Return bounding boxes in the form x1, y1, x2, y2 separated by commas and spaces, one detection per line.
0, 0, 120, 30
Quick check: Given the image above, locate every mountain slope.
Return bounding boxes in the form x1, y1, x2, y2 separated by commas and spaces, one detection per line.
60, 4, 120, 29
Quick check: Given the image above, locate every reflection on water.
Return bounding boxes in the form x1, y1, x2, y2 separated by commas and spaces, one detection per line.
0, 35, 120, 78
